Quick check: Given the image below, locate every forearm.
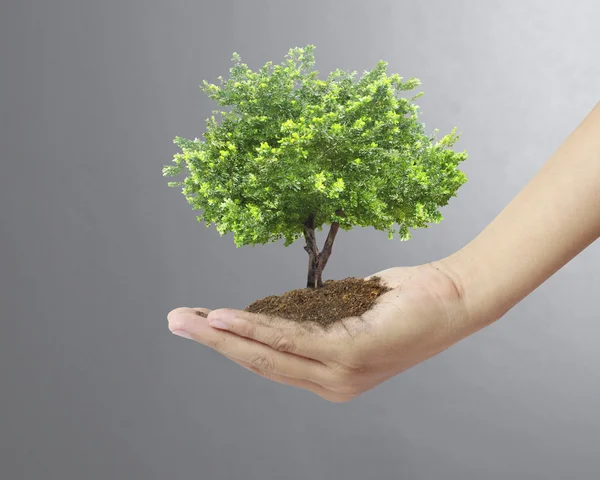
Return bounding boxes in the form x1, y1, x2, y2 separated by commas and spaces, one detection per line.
442, 102, 600, 327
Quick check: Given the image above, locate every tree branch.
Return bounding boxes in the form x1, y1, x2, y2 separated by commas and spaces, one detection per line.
317, 210, 344, 273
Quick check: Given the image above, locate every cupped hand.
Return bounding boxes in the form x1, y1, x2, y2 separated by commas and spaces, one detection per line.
167, 261, 477, 403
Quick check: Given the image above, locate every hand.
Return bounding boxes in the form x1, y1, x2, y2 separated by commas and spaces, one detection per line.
167, 261, 477, 403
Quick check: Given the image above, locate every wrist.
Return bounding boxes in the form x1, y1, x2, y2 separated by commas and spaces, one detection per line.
435, 249, 506, 332
436, 102, 600, 332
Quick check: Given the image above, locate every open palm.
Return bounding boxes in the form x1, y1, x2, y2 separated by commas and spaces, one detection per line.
168, 262, 473, 402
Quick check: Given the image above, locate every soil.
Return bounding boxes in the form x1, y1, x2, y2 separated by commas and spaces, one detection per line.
244, 276, 390, 328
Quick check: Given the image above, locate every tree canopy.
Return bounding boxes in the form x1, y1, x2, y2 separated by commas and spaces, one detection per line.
163, 45, 468, 247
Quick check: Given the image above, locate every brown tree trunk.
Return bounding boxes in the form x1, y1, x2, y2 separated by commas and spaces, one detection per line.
303, 214, 321, 288
303, 211, 343, 289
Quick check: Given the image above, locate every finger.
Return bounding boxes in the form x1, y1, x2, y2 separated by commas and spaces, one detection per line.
224, 355, 354, 403
167, 307, 212, 319
205, 308, 332, 361
168, 307, 212, 336
168, 308, 337, 386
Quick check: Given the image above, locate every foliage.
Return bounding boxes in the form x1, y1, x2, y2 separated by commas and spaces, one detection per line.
163, 45, 468, 247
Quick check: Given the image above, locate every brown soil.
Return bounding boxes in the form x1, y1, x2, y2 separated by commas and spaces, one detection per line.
244, 277, 390, 328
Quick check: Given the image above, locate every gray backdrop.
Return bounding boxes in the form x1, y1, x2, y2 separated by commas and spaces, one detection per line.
2, 1, 600, 478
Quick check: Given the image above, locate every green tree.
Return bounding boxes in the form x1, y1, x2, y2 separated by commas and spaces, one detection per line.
163, 45, 468, 288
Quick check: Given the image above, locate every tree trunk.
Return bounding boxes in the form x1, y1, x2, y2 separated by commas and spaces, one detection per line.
303, 214, 322, 288
303, 211, 343, 289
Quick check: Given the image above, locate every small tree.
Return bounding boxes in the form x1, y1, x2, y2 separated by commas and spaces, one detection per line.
164, 45, 467, 288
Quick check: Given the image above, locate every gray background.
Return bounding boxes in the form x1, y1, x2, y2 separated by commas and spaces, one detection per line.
2, 0, 599, 478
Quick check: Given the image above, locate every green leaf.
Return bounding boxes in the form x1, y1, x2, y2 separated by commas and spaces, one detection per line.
164, 44, 468, 249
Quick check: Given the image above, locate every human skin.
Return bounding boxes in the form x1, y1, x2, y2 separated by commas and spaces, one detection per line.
168, 101, 600, 403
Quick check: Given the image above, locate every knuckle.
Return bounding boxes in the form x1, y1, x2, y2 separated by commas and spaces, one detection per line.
248, 354, 274, 371
327, 365, 366, 395
271, 333, 295, 353
332, 380, 361, 396
332, 352, 364, 375
244, 322, 258, 339
338, 349, 369, 373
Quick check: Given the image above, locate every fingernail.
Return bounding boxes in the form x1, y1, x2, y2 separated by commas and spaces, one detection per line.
208, 320, 229, 330
172, 329, 192, 340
